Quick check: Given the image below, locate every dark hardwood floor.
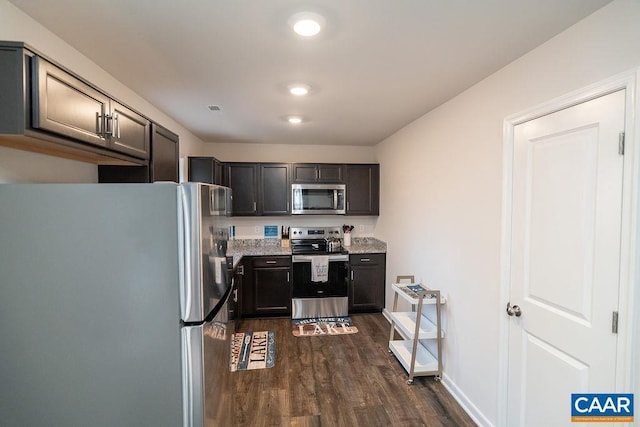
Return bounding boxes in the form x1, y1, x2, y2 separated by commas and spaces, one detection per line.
231, 313, 477, 427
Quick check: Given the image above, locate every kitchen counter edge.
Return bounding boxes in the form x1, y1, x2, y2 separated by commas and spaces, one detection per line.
227, 237, 387, 268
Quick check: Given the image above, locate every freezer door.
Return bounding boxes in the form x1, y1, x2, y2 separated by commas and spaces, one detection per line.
180, 183, 231, 322
181, 288, 234, 427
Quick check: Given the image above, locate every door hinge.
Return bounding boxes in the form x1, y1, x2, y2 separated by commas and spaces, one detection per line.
619, 132, 625, 156
612, 311, 619, 334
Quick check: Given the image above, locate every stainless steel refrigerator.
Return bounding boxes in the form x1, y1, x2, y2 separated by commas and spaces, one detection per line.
0, 182, 234, 427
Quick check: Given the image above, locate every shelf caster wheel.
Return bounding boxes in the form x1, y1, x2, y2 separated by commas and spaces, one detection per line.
434, 376, 441, 382
406, 379, 414, 385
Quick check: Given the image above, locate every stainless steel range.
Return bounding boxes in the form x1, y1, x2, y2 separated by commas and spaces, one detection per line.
290, 226, 349, 319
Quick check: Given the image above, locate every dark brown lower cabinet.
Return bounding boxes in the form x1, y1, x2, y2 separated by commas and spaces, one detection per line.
349, 253, 386, 313
241, 256, 291, 317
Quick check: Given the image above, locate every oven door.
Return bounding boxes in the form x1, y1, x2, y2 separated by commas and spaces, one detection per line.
291, 254, 349, 298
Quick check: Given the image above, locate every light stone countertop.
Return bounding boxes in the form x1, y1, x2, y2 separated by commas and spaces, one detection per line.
227, 237, 386, 268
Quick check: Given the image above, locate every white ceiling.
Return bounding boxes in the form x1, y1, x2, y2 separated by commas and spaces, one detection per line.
10, 0, 612, 146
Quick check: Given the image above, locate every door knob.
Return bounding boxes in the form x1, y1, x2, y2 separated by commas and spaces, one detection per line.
506, 302, 522, 317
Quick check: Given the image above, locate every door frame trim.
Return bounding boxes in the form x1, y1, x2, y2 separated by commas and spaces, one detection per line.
498, 69, 639, 427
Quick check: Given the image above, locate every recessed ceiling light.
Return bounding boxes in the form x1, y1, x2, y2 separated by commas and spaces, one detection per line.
288, 84, 310, 96
207, 105, 221, 111
289, 12, 325, 37
288, 116, 303, 124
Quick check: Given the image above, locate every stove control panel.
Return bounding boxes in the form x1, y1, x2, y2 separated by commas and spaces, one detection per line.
290, 226, 343, 240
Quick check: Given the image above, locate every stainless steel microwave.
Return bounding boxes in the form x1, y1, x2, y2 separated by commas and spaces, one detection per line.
291, 183, 346, 215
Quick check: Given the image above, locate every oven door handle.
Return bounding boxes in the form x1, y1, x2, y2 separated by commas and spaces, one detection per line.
292, 254, 349, 263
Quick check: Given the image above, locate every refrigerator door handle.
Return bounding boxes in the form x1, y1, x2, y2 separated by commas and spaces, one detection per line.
181, 325, 204, 427
179, 186, 193, 321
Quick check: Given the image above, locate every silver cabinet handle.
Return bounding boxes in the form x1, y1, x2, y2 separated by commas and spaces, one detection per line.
103, 113, 120, 138
506, 302, 522, 317
287, 272, 290, 282
253, 201, 257, 211
103, 113, 114, 136
113, 113, 120, 138
351, 270, 354, 280
96, 112, 105, 137
266, 260, 277, 264
360, 258, 370, 262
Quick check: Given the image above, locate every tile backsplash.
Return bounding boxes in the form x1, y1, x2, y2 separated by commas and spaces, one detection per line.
229, 216, 377, 239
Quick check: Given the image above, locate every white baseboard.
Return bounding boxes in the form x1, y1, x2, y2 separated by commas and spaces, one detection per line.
382, 308, 493, 426
441, 373, 493, 427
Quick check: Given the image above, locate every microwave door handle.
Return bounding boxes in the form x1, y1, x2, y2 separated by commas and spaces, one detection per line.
333, 190, 338, 210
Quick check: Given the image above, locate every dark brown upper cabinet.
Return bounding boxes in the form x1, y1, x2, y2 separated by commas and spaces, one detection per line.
32, 56, 111, 149
346, 164, 380, 216
225, 162, 290, 216
109, 101, 150, 159
97, 123, 179, 183
33, 56, 150, 160
260, 163, 290, 215
149, 123, 179, 182
291, 163, 345, 183
227, 163, 259, 216
188, 156, 225, 185
0, 41, 151, 166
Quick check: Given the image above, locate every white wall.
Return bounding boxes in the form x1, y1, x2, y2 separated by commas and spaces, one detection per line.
200, 141, 377, 163
0, 0, 206, 183
375, 1, 640, 425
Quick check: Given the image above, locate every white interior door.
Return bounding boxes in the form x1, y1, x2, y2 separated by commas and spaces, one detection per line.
506, 90, 626, 426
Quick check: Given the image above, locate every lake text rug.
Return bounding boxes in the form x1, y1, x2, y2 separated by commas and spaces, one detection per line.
292, 316, 358, 337
230, 331, 275, 371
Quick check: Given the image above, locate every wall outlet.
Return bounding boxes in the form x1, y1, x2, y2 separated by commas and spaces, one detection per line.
254, 226, 261, 235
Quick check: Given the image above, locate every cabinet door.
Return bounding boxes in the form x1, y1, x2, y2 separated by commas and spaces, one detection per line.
189, 157, 225, 185
349, 254, 385, 312
189, 157, 215, 184
110, 101, 150, 159
291, 164, 318, 182
317, 164, 344, 182
292, 163, 345, 183
346, 164, 380, 215
227, 163, 258, 215
214, 159, 224, 185
150, 123, 179, 182
253, 267, 291, 315
260, 163, 290, 215
32, 56, 109, 147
